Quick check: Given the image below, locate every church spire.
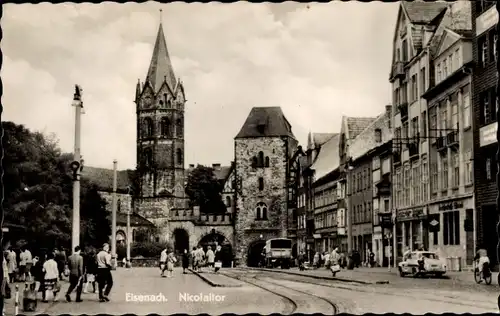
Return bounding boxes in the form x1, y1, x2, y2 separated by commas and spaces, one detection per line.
145, 11, 177, 93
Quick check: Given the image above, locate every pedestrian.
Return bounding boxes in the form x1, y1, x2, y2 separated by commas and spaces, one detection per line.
190, 247, 197, 270
369, 250, 375, 268
297, 251, 305, 271
42, 252, 60, 303
65, 245, 84, 302
160, 247, 168, 277
206, 246, 215, 271
6, 246, 17, 283
166, 250, 177, 278
56, 246, 67, 280
2, 251, 11, 316
182, 249, 189, 274
32, 252, 46, 300
195, 246, 204, 272
324, 251, 331, 269
313, 252, 320, 269
83, 248, 97, 294
96, 243, 113, 302
214, 245, 222, 273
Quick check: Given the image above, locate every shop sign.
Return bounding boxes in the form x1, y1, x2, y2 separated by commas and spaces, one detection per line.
438, 201, 464, 211
428, 213, 440, 232
313, 234, 322, 239
476, 5, 498, 36
337, 228, 346, 235
479, 122, 497, 147
337, 208, 346, 228
396, 208, 424, 221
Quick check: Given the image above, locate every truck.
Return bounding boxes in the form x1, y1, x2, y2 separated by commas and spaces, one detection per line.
264, 238, 292, 269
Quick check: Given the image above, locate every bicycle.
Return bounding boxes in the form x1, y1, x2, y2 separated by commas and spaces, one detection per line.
474, 260, 492, 285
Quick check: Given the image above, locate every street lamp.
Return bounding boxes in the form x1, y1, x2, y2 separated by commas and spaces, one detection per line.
71, 85, 84, 254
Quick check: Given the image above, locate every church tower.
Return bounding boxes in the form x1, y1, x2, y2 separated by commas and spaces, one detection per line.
135, 20, 186, 202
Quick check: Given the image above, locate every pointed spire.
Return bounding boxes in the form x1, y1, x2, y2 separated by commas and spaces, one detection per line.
145, 14, 177, 93
135, 79, 141, 101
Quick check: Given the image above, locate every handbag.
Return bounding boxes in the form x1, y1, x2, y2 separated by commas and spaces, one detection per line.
330, 264, 341, 273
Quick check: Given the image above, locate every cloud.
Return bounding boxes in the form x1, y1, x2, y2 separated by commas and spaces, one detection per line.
2, 2, 399, 170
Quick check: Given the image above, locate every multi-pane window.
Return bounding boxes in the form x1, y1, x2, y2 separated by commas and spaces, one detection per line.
421, 159, 428, 201
480, 36, 488, 67
452, 152, 460, 188
482, 91, 490, 125
441, 156, 448, 191
454, 48, 460, 71
404, 165, 411, 206
451, 94, 458, 130
443, 211, 460, 245
462, 85, 471, 128
440, 102, 448, 131
429, 107, 437, 138
411, 74, 418, 102
420, 67, 426, 93
448, 55, 453, 74
443, 58, 448, 78
436, 63, 442, 82
421, 111, 427, 140
481, 88, 497, 125
412, 164, 420, 204
395, 128, 402, 151
465, 150, 473, 185
411, 117, 419, 139
489, 29, 497, 62
431, 162, 438, 193
486, 158, 492, 180
395, 167, 402, 208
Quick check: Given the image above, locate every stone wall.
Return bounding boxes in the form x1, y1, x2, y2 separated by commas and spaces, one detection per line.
234, 137, 292, 264
99, 192, 133, 215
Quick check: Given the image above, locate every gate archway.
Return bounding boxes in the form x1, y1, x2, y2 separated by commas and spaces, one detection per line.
173, 229, 190, 255
198, 232, 233, 267
247, 240, 266, 267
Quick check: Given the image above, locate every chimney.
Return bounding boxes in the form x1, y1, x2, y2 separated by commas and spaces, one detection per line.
189, 164, 194, 168
212, 163, 221, 169
385, 105, 392, 117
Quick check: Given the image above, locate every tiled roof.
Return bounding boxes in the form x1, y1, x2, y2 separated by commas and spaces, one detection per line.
402, 1, 449, 24
310, 134, 340, 182
81, 167, 132, 192
349, 112, 393, 162
145, 23, 177, 93
185, 165, 232, 181
114, 212, 155, 227
235, 107, 296, 139
313, 133, 336, 148
346, 117, 377, 139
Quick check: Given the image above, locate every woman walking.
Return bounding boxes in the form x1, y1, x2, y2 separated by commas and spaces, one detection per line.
182, 249, 189, 274
166, 250, 177, 278
33, 252, 47, 300
42, 252, 60, 302
83, 248, 97, 294
214, 245, 222, 273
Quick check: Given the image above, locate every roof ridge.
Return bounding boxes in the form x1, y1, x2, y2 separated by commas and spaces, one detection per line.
354, 113, 386, 138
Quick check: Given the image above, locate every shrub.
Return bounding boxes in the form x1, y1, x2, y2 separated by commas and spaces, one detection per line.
131, 241, 171, 258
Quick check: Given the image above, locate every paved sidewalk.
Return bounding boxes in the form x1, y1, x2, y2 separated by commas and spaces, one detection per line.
188, 269, 244, 287
4, 280, 71, 315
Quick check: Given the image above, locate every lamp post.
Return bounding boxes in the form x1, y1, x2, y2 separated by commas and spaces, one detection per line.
71, 85, 84, 254
126, 186, 131, 268
111, 160, 118, 270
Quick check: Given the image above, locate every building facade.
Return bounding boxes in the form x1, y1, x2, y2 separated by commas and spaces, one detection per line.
422, 25, 475, 267
233, 107, 298, 266
472, 0, 499, 266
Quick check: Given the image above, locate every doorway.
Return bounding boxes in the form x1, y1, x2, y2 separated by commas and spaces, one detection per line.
247, 240, 266, 267
173, 229, 189, 255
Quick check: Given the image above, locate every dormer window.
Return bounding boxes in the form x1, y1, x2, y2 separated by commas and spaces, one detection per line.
375, 128, 382, 143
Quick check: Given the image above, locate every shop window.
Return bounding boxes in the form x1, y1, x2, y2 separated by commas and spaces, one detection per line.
443, 210, 460, 245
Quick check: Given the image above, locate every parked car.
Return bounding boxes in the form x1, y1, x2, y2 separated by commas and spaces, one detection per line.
398, 251, 447, 278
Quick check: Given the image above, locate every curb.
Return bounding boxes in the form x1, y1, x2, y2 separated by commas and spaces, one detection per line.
188, 269, 242, 288
242, 267, 390, 285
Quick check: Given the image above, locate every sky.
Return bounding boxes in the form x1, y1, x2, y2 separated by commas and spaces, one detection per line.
3, 2, 399, 170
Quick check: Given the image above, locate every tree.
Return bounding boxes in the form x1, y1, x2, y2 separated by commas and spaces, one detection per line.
185, 165, 226, 214
1, 121, 111, 250
80, 181, 111, 248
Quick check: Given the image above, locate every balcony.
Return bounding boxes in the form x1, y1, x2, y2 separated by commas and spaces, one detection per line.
436, 136, 447, 151
447, 131, 458, 147
407, 140, 419, 158
398, 102, 408, 121
390, 61, 407, 81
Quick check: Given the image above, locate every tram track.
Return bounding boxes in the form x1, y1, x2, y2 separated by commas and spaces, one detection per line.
222, 269, 339, 314
230, 268, 497, 311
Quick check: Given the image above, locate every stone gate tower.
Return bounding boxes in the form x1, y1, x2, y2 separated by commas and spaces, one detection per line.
135, 21, 186, 204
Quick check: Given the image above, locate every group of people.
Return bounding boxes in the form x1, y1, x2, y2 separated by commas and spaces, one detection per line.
2, 243, 114, 305
158, 245, 223, 277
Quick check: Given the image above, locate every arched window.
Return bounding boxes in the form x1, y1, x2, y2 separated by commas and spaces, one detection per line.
252, 157, 258, 168
143, 117, 153, 137
160, 117, 171, 137
226, 196, 231, 207
176, 149, 182, 165
265, 156, 270, 167
258, 151, 264, 167
176, 118, 183, 137
255, 202, 267, 220
144, 148, 153, 166
117, 198, 121, 213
